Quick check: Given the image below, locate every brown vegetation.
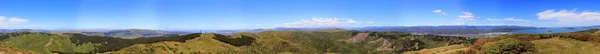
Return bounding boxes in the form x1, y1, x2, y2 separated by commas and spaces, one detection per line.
469, 38, 498, 50
345, 33, 369, 43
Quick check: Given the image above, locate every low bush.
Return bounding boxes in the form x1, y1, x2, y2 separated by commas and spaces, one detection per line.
499, 34, 541, 41
481, 38, 535, 54
470, 38, 499, 50
213, 34, 255, 46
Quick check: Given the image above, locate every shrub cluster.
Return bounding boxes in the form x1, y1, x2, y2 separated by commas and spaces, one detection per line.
480, 38, 535, 54
213, 34, 255, 46
68, 33, 201, 53
469, 38, 498, 50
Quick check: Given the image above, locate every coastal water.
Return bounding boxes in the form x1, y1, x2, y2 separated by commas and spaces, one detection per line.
511, 27, 594, 34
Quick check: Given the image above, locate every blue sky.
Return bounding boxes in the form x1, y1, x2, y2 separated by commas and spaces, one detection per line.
1, 0, 600, 30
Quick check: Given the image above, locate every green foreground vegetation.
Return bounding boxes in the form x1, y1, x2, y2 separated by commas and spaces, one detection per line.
0, 29, 599, 54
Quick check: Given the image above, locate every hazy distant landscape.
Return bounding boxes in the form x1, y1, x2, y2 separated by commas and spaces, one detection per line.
0, 25, 599, 54
2, 0, 600, 54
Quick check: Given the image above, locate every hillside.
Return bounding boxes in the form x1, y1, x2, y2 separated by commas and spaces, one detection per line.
361, 29, 600, 54
0, 44, 35, 54
1, 29, 600, 54
111, 30, 473, 54
403, 44, 470, 54
531, 38, 600, 54
0, 32, 202, 53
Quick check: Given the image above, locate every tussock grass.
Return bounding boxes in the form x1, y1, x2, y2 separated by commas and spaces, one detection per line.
532, 38, 600, 54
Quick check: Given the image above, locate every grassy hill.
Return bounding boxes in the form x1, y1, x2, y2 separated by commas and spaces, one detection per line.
403, 44, 470, 54
111, 33, 248, 54
532, 38, 600, 54
0, 32, 99, 53
450, 29, 600, 54
0, 32, 202, 53
7, 29, 600, 54
110, 30, 473, 54
0, 43, 36, 54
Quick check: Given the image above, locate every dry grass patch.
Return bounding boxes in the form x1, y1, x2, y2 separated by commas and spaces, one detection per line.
403, 44, 469, 54
532, 38, 600, 54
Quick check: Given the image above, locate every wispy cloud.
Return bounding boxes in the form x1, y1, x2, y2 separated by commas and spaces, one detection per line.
432, 9, 446, 15
458, 12, 475, 21
279, 17, 373, 28
537, 9, 600, 26
486, 17, 529, 22
0, 16, 29, 28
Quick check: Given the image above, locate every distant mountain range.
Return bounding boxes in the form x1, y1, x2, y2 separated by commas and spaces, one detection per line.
0, 29, 189, 37
0, 29, 48, 33
349, 25, 538, 34
79, 29, 189, 37
1, 25, 599, 37
173, 25, 600, 35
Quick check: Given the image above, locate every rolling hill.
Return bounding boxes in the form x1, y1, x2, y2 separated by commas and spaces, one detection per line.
0, 28, 599, 54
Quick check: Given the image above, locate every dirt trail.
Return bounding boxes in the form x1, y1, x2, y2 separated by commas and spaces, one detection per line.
345, 33, 369, 43
368, 38, 384, 44
44, 38, 54, 47
375, 39, 393, 51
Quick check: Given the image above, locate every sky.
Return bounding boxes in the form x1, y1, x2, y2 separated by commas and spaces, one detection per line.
1, 0, 600, 30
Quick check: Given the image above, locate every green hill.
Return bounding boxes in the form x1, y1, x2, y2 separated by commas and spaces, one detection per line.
111, 30, 473, 54
0, 32, 99, 53
532, 38, 600, 54
456, 29, 600, 54
0, 43, 36, 54
0, 32, 202, 53
16, 29, 600, 54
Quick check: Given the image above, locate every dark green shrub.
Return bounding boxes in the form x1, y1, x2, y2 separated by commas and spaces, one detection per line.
481, 38, 535, 54
537, 34, 556, 39
68, 33, 201, 53
213, 34, 255, 46
499, 34, 540, 41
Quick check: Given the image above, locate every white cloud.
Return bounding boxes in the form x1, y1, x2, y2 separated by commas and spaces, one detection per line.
486, 17, 529, 22
537, 9, 600, 26
0, 16, 29, 24
458, 12, 475, 21
432, 9, 446, 15
503, 17, 529, 22
0, 16, 29, 28
8, 17, 29, 23
279, 17, 372, 28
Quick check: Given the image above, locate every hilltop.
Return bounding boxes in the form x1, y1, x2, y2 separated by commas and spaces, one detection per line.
0, 26, 598, 54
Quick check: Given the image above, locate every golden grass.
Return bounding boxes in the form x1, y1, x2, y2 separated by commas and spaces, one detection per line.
531, 38, 600, 54
111, 33, 243, 54
0, 44, 35, 54
403, 44, 469, 54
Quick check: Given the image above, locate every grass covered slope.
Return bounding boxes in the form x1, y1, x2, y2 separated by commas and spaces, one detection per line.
403, 44, 469, 54
112, 30, 473, 54
0, 32, 99, 53
111, 33, 243, 54
532, 38, 600, 54
0, 44, 35, 54
461, 29, 600, 54
402, 29, 600, 54
0, 30, 476, 54
67, 33, 201, 53
0, 32, 203, 53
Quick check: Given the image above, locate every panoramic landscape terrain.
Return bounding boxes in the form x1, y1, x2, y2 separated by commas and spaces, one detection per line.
2, 0, 600, 54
